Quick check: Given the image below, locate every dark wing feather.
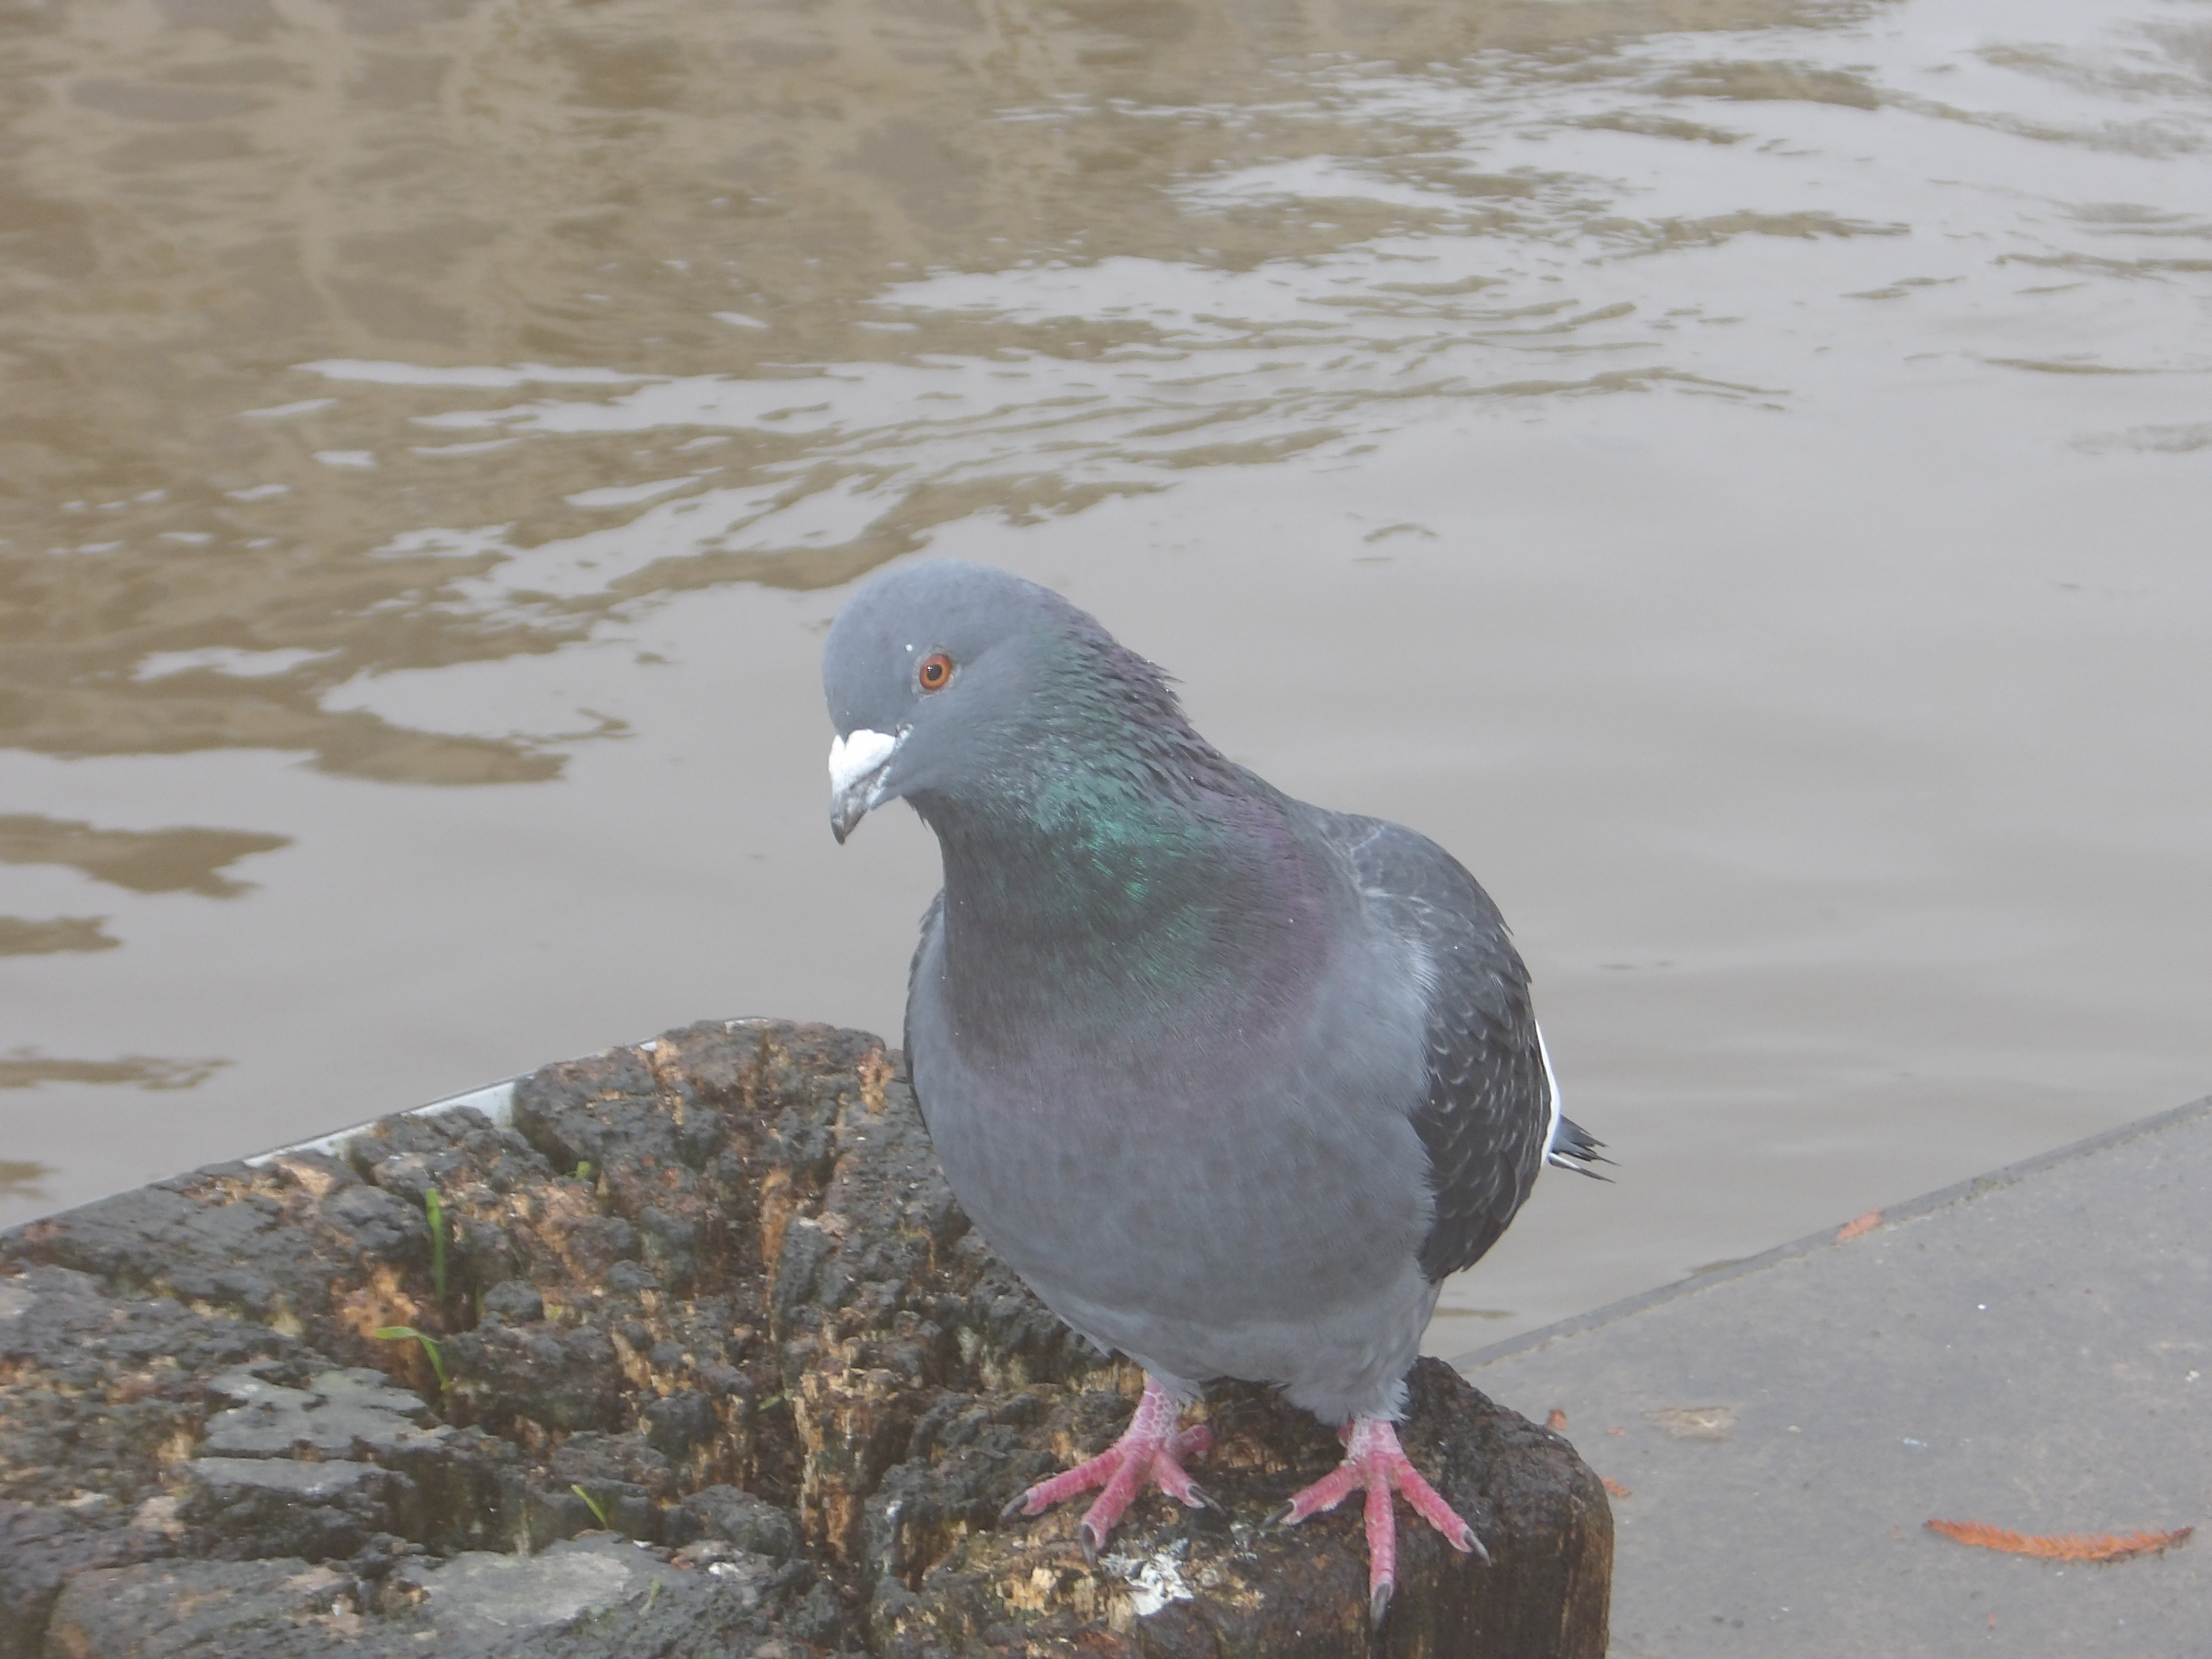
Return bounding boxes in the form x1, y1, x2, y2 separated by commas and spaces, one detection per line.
1332, 815, 1553, 1283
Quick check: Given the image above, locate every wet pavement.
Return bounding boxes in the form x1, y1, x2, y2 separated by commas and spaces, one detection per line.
1460, 1094, 2212, 1655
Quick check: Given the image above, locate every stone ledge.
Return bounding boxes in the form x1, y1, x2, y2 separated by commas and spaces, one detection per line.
2, 1019, 1611, 1658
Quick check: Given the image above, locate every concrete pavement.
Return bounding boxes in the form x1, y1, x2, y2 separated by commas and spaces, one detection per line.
1458, 1095, 2211, 1656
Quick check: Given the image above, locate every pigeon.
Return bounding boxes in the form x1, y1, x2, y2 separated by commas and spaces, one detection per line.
822, 560, 1603, 1623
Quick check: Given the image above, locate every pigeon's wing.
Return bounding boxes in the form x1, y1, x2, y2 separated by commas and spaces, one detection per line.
1332, 815, 1554, 1283
902, 890, 947, 1130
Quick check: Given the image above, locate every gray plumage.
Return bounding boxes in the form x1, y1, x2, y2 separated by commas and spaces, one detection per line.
823, 560, 1590, 1427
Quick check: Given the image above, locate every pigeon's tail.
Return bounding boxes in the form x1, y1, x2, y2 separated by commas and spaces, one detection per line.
1545, 1116, 1614, 1181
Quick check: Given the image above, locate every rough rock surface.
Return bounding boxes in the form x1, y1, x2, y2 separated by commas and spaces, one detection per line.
0, 1020, 1610, 1658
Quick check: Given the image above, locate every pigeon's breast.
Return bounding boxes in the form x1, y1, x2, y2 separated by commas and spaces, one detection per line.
905, 902, 1434, 1381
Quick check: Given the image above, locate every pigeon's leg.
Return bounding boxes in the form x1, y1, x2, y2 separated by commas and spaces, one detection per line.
1002, 1374, 1213, 1559
1271, 1415, 1487, 1624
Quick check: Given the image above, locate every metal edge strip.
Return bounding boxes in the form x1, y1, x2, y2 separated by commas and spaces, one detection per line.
240, 1077, 521, 1166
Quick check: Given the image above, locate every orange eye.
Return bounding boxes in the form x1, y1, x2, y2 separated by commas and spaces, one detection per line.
917, 652, 955, 692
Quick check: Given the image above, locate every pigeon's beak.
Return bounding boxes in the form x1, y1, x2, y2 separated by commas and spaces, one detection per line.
828, 727, 902, 844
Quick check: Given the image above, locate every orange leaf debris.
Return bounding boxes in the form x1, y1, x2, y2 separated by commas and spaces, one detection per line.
1924, 1518, 2193, 1562
1602, 1478, 1633, 1499
1605, 1426, 1627, 1436
1837, 1210, 1883, 1242
1546, 1408, 1569, 1431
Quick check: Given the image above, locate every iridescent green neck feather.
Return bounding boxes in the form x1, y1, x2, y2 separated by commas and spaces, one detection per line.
913, 625, 1324, 1058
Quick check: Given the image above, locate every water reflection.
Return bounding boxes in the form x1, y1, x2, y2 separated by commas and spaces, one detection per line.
3, 0, 2208, 1341
0, 1054, 225, 1091
12, 0, 2207, 781
0, 1162, 55, 1207
0, 917, 120, 955
0, 815, 289, 895
6, 0, 1909, 787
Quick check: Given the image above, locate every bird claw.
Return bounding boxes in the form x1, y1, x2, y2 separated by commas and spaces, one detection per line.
1274, 1416, 1488, 1624
1001, 1377, 1204, 1557
1369, 1580, 1394, 1628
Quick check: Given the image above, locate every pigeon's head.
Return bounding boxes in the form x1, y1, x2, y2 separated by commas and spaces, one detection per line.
822, 560, 1094, 842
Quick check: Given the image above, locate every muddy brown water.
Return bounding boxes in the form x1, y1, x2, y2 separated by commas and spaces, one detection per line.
3, 0, 2208, 1352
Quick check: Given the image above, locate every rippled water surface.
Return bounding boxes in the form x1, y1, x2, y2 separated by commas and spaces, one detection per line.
4, 0, 2209, 1346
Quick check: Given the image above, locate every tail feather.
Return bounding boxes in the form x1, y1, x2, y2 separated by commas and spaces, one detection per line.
1546, 1115, 1613, 1181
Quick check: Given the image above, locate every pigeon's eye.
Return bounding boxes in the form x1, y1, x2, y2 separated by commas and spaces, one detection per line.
917, 652, 955, 692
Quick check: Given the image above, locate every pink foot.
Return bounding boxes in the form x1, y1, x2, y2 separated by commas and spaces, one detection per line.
1272, 1416, 1488, 1625
1001, 1375, 1214, 1560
